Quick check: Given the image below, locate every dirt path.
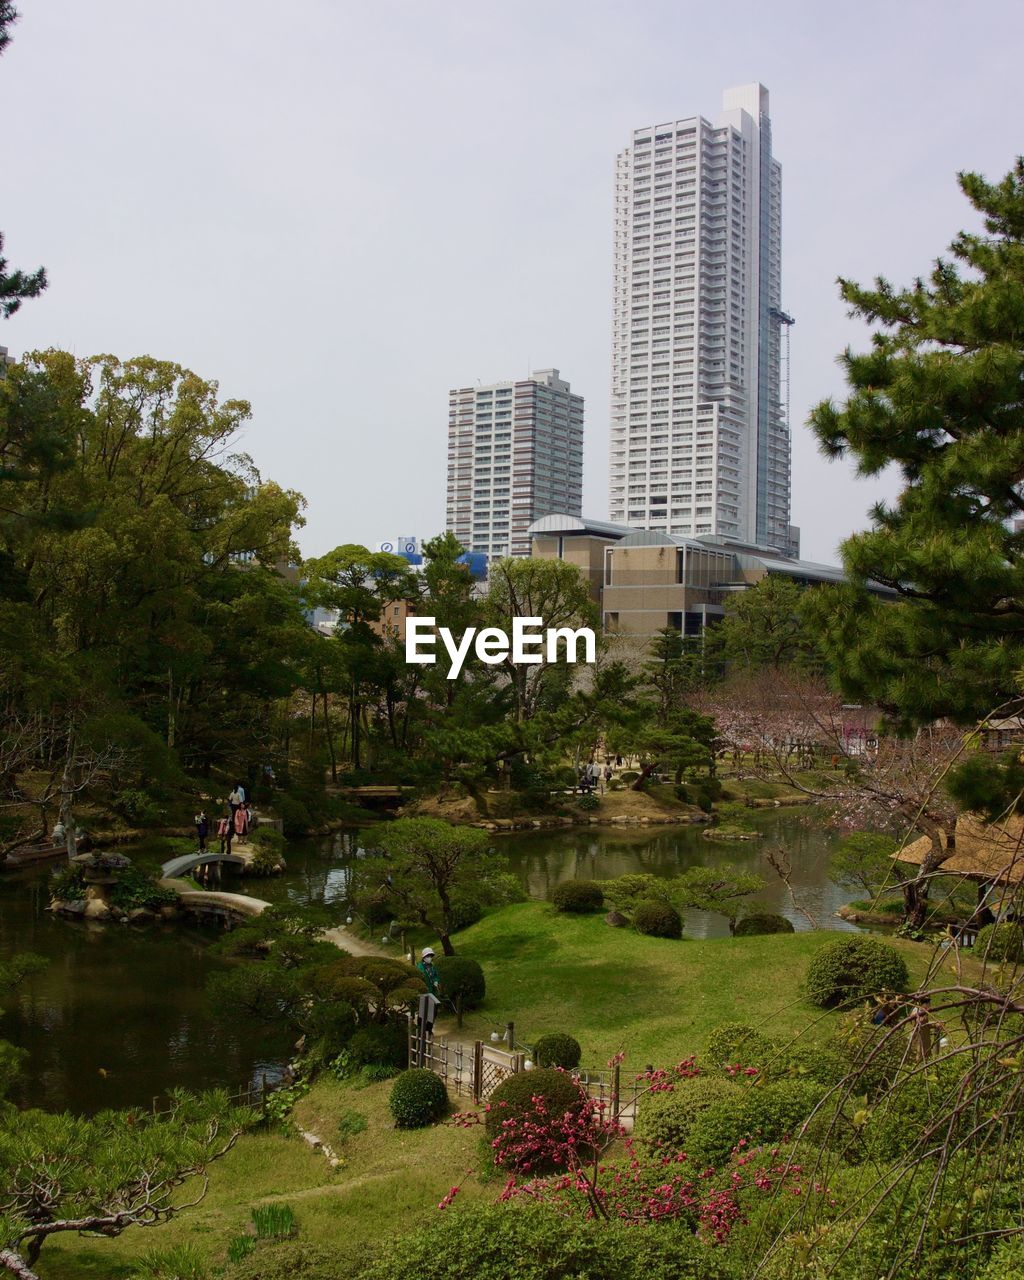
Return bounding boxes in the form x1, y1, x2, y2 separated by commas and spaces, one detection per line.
322, 925, 393, 958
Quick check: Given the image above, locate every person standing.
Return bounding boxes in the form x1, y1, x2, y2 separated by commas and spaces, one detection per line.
194, 810, 209, 853
417, 947, 439, 996
233, 802, 249, 842
229, 784, 244, 823
217, 811, 234, 856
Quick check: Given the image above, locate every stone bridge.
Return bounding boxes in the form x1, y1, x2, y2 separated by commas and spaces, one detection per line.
160, 851, 249, 880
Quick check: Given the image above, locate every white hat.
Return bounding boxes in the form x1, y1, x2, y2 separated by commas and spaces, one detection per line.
421, 947, 435, 959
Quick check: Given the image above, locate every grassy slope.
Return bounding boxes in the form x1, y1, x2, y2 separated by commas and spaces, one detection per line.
39, 903, 948, 1278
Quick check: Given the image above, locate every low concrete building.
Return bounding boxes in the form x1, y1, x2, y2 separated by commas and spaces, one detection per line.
529, 514, 894, 636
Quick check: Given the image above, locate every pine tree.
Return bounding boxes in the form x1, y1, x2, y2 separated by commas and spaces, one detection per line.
807, 159, 1024, 726
0, 6, 47, 318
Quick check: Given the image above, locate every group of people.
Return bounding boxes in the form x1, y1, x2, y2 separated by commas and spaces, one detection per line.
578, 760, 614, 795
194, 783, 255, 855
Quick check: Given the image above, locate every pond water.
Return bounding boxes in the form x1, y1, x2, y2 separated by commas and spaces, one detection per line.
0, 808, 857, 1114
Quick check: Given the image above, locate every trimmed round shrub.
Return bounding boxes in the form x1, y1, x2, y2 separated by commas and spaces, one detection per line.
634, 1075, 740, 1154
632, 899, 683, 939
359, 1202, 733, 1280
805, 935, 909, 1009
552, 880, 604, 913
389, 1068, 448, 1128
733, 913, 795, 937
705, 1022, 776, 1069
346, 1021, 408, 1070
532, 1033, 581, 1070
433, 956, 485, 1008
674, 784, 690, 803
485, 1067, 584, 1136
759, 1041, 850, 1088
577, 792, 600, 811
620, 770, 640, 784
975, 921, 1024, 963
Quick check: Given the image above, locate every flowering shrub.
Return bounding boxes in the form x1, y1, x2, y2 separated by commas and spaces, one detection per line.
485, 1069, 584, 1139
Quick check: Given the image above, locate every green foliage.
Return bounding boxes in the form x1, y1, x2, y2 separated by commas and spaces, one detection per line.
109, 865, 179, 911
620, 770, 640, 784
251, 1202, 297, 1240
705, 1023, 776, 1068
249, 844, 281, 875
673, 865, 764, 926
485, 1068, 583, 1136
112, 788, 161, 827
685, 1078, 826, 1166
674, 783, 690, 802
634, 1075, 740, 1154
447, 893, 484, 931
577, 791, 600, 811
733, 913, 795, 936
632, 898, 683, 938
225, 1240, 349, 1280
434, 955, 485, 1007
805, 161, 1024, 727
336, 1108, 368, 1141
132, 1242, 208, 1279
50, 862, 86, 902
388, 1068, 448, 1128
274, 793, 314, 838
249, 826, 285, 853
828, 831, 899, 897
975, 921, 1024, 962
354, 818, 505, 950
551, 879, 604, 913
227, 1235, 256, 1264
532, 1033, 582, 1070
705, 575, 820, 673
360, 1203, 732, 1280
805, 936, 909, 1008
346, 1022, 408, 1071
602, 873, 672, 912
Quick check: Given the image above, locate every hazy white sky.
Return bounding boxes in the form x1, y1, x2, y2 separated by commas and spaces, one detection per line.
3, 0, 1022, 561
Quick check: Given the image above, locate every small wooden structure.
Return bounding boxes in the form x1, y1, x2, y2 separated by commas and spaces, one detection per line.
3, 841, 66, 869
896, 814, 1024, 888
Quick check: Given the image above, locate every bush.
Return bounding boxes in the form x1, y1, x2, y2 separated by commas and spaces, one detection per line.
620, 770, 640, 784
389, 1068, 448, 1128
634, 1075, 740, 1155
133, 1243, 207, 1279
110, 866, 179, 911
346, 1021, 408, 1070
674, 784, 690, 803
552, 880, 604, 913
249, 845, 281, 875
113, 788, 162, 827
577, 792, 600, 811
608, 778, 625, 791
975, 921, 1024, 963
50, 863, 86, 903
359, 1202, 733, 1280
532, 1033, 582, 1070
733, 913, 795, 937
804, 935, 909, 1009
705, 1023, 775, 1069
485, 1068, 584, 1136
434, 956, 485, 1008
633, 899, 683, 939
447, 894, 483, 931
225, 1240, 353, 1280
759, 1041, 850, 1088
274, 793, 314, 837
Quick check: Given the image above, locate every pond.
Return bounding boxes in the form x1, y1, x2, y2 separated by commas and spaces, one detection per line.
0, 808, 857, 1114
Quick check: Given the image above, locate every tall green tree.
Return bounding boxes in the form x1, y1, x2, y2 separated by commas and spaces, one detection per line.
706, 576, 821, 674
0, 6, 47, 319
807, 160, 1024, 727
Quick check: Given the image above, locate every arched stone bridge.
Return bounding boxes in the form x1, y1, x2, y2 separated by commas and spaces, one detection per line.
160, 851, 248, 880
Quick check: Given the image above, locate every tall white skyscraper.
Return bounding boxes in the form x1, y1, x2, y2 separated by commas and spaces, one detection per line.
446, 369, 583, 559
608, 83, 793, 553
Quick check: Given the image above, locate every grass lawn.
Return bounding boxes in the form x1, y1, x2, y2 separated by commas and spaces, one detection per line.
438, 901, 956, 1065
39, 1076, 489, 1279
35, 901, 970, 1278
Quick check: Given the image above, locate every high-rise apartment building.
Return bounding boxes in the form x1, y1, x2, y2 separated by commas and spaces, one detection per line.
608, 83, 794, 553
446, 369, 583, 559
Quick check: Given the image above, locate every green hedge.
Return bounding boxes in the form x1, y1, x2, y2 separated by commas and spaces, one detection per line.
733, 913, 795, 937
634, 1075, 740, 1155
975, 921, 1024, 963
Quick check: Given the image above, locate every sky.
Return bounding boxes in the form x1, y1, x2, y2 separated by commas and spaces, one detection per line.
2, 0, 1022, 563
